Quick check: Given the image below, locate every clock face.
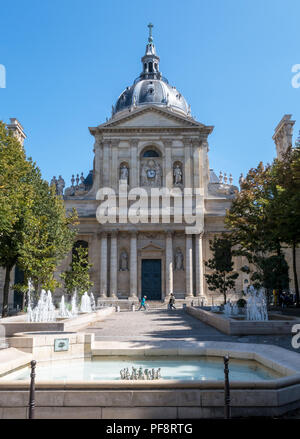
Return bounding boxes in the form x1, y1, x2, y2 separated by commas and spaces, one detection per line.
147, 169, 156, 179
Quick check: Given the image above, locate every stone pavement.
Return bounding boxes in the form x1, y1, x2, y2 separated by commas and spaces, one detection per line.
84, 308, 300, 353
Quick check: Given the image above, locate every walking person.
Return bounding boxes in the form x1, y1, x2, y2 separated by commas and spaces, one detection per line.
169, 293, 176, 310
138, 295, 147, 311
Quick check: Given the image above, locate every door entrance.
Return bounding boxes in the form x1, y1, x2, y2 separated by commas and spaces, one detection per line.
141, 259, 162, 300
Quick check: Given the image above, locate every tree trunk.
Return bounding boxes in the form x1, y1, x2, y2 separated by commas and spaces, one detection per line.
292, 241, 300, 307
2, 266, 12, 318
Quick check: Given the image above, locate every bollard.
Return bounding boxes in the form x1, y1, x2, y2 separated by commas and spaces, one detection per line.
224, 355, 230, 419
28, 360, 36, 419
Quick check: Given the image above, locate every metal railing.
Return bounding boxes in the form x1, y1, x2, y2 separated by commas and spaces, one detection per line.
28, 360, 36, 419
224, 355, 231, 419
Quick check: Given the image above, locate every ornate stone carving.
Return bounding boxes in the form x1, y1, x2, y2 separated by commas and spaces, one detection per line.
50, 176, 57, 190
173, 162, 183, 185
119, 250, 129, 271
174, 247, 184, 271
141, 159, 162, 187
120, 164, 129, 183
57, 176, 65, 196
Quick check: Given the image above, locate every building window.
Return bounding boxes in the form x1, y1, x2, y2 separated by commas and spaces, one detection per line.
143, 149, 160, 157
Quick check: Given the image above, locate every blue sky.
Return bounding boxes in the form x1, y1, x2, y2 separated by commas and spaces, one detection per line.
0, 0, 299, 187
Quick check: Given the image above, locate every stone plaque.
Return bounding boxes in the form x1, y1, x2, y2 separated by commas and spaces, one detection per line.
54, 338, 69, 352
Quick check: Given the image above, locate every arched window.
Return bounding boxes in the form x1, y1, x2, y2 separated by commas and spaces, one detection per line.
143, 149, 160, 158
149, 62, 153, 73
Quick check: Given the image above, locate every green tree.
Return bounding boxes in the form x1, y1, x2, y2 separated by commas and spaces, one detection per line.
225, 161, 290, 294
17, 178, 78, 294
0, 121, 78, 316
268, 145, 300, 305
0, 121, 35, 316
60, 245, 93, 296
204, 235, 239, 304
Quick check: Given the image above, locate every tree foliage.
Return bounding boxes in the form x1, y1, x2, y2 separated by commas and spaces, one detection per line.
225, 145, 300, 304
60, 246, 93, 296
0, 121, 78, 316
204, 235, 239, 304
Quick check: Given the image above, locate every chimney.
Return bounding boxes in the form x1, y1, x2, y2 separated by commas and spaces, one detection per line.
7, 118, 26, 146
272, 114, 295, 160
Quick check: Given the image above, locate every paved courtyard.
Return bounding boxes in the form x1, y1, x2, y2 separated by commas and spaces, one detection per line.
84, 308, 299, 353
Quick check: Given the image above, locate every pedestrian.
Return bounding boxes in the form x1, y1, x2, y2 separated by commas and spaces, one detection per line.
169, 293, 176, 310
138, 295, 147, 311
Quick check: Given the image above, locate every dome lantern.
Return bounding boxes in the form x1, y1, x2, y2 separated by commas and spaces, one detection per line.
112, 24, 191, 118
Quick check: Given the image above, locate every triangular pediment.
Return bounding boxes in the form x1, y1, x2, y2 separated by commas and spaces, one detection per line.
98, 106, 205, 129
140, 242, 163, 252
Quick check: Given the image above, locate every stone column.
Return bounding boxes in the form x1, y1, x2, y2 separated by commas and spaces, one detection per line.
184, 138, 192, 189
130, 139, 138, 187
110, 232, 118, 298
100, 232, 108, 298
185, 235, 193, 297
111, 140, 119, 189
102, 140, 110, 187
195, 232, 204, 297
91, 139, 101, 194
164, 139, 173, 188
130, 231, 138, 298
165, 231, 173, 299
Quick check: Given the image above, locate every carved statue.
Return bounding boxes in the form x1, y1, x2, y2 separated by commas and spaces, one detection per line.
50, 176, 57, 191
119, 250, 129, 271
173, 164, 183, 185
56, 175, 65, 196
174, 248, 184, 271
239, 173, 245, 186
120, 164, 129, 183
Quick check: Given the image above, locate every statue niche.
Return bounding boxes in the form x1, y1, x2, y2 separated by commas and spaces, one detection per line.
174, 247, 184, 271
140, 149, 162, 187
119, 163, 129, 184
173, 162, 183, 186
119, 250, 129, 271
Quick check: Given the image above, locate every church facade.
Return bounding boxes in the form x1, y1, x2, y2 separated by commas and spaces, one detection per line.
56, 29, 243, 305
1, 30, 299, 310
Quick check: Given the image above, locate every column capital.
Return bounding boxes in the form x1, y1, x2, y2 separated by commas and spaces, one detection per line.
182, 137, 192, 147
163, 139, 173, 148
130, 139, 139, 148
111, 139, 119, 148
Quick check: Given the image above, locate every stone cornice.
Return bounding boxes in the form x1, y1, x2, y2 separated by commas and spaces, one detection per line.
89, 106, 214, 136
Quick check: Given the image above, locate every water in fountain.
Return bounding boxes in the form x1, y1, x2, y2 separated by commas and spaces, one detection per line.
71, 291, 78, 316
27, 289, 56, 322
90, 293, 96, 311
223, 301, 240, 317
80, 291, 92, 313
246, 286, 268, 321
224, 302, 232, 316
59, 295, 71, 318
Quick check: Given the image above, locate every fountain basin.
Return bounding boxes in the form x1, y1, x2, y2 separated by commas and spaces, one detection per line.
186, 306, 300, 335
0, 356, 282, 382
0, 341, 300, 418
0, 307, 114, 336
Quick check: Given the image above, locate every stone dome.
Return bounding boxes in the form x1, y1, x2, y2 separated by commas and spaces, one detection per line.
114, 78, 190, 116
112, 25, 191, 118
